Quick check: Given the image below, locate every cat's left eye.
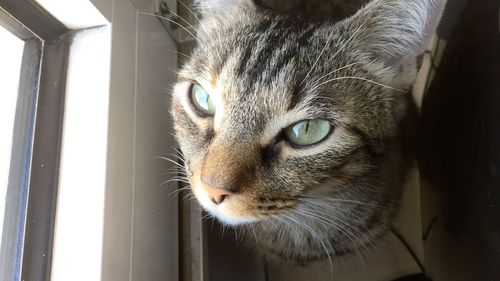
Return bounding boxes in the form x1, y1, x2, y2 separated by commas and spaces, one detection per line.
285, 119, 332, 147
189, 83, 215, 116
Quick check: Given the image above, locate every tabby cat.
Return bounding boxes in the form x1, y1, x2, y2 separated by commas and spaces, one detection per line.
171, 0, 446, 264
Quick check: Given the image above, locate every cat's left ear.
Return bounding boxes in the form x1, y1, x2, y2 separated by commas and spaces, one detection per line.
346, 0, 446, 68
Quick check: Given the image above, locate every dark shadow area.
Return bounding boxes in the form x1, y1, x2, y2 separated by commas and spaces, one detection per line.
255, 0, 369, 19
207, 218, 266, 281
419, 0, 500, 279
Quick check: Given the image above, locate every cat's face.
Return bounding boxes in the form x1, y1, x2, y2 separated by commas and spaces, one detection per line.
171, 0, 445, 262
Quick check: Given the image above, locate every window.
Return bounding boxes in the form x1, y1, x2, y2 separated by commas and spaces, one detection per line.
0, 1, 67, 280
0, 23, 25, 244
0, 1, 180, 280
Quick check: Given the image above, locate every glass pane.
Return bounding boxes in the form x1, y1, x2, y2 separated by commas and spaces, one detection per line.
0, 24, 25, 249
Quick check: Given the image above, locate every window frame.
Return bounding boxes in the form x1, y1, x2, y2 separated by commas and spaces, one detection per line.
0, 1, 69, 280
2, 1, 189, 280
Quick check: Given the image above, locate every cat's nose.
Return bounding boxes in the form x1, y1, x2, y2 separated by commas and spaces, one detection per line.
200, 178, 233, 205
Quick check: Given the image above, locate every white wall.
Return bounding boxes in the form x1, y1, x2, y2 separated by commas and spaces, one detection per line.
51, 0, 180, 280
102, 0, 179, 280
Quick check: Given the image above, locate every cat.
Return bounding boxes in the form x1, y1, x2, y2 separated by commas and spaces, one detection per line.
171, 0, 446, 264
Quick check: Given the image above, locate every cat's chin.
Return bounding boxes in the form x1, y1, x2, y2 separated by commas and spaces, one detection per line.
206, 206, 258, 226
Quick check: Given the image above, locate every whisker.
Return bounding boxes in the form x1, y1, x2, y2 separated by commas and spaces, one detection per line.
250, 224, 259, 246
161, 170, 188, 176
297, 200, 368, 224
181, 190, 195, 199
300, 0, 383, 87
173, 147, 185, 158
161, 6, 198, 32
198, 0, 221, 25
167, 148, 187, 167
193, 0, 225, 64
295, 200, 385, 259
299, 29, 336, 86
160, 179, 190, 188
168, 186, 192, 196
282, 214, 334, 269
178, 0, 201, 23
233, 228, 240, 245
164, 177, 190, 183
269, 215, 303, 242
168, 48, 191, 59
290, 208, 362, 267
295, 208, 358, 243
298, 196, 379, 206
300, 0, 385, 94
161, 151, 187, 165
296, 196, 385, 252
138, 11, 207, 52
304, 62, 359, 95
323, 6, 376, 67
164, 175, 189, 181
155, 156, 185, 169
310, 76, 405, 93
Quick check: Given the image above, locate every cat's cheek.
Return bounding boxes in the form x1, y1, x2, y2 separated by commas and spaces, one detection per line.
190, 175, 215, 211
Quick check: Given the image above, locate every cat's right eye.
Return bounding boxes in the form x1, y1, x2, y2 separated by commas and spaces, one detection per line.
189, 83, 215, 116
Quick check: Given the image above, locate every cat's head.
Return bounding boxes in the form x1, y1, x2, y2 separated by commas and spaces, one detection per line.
171, 0, 445, 261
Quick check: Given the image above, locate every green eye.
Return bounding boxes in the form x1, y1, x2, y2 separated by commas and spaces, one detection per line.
285, 119, 332, 146
190, 83, 215, 116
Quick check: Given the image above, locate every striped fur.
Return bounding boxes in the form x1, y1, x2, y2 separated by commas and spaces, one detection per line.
171, 0, 445, 264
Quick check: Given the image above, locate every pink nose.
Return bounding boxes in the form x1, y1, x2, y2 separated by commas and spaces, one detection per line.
200, 179, 233, 205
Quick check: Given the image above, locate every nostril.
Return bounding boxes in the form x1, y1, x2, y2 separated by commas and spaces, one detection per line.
201, 178, 233, 205
209, 194, 227, 205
